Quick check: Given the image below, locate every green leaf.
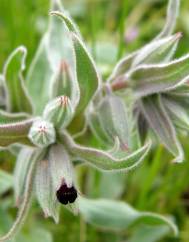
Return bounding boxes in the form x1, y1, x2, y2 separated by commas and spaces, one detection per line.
26, 36, 53, 115
0, 170, 13, 196
87, 109, 112, 146
50, 10, 81, 36
168, 84, 189, 97
14, 147, 40, 206
140, 95, 183, 163
0, 110, 29, 124
108, 51, 138, 82
155, 0, 180, 39
163, 95, 189, 130
95, 94, 130, 149
132, 33, 181, 67
78, 197, 178, 236
62, 132, 151, 172
46, 7, 80, 111
128, 53, 189, 97
8, 144, 22, 156
167, 85, 189, 110
0, 153, 38, 242
0, 119, 35, 147
26, 1, 79, 114
128, 224, 171, 242
72, 32, 100, 115
3, 46, 33, 113
108, 28, 181, 83
166, 85, 189, 113
98, 172, 126, 199
51, 11, 100, 116
0, 208, 13, 237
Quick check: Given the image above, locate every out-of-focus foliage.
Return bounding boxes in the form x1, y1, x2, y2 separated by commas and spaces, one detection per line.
1, 0, 189, 242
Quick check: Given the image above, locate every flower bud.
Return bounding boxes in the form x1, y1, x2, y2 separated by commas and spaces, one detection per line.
28, 119, 56, 148
50, 60, 80, 111
43, 96, 73, 130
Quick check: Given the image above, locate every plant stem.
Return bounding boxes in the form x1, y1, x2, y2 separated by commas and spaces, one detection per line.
111, 79, 129, 91
80, 215, 87, 242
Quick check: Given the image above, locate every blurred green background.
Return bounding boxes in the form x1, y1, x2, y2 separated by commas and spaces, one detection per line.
1, 0, 189, 241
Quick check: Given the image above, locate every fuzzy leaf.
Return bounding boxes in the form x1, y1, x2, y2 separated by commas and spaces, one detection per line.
140, 95, 183, 163
0, 119, 35, 147
14, 147, 44, 206
166, 85, 189, 114
168, 84, 189, 98
128, 224, 172, 242
51, 11, 100, 115
96, 94, 130, 150
26, 1, 79, 114
79, 197, 178, 236
166, 85, 189, 117
108, 32, 180, 84
163, 95, 189, 130
0, 170, 13, 195
128, 53, 189, 97
0, 150, 39, 242
132, 33, 181, 67
46, 6, 79, 111
26, 36, 53, 114
50, 10, 81, 36
108, 0, 180, 83
108, 51, 138, 82
3, 46, 33, 113
0, 110, 29, 124
87, 109, 112, 146
35, 157, 59, 223
156, 0, 180, 40
14, 148, 34, 205
72, 33, 100, 115
62, 132, 151, 171
8, 144, 22, 156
